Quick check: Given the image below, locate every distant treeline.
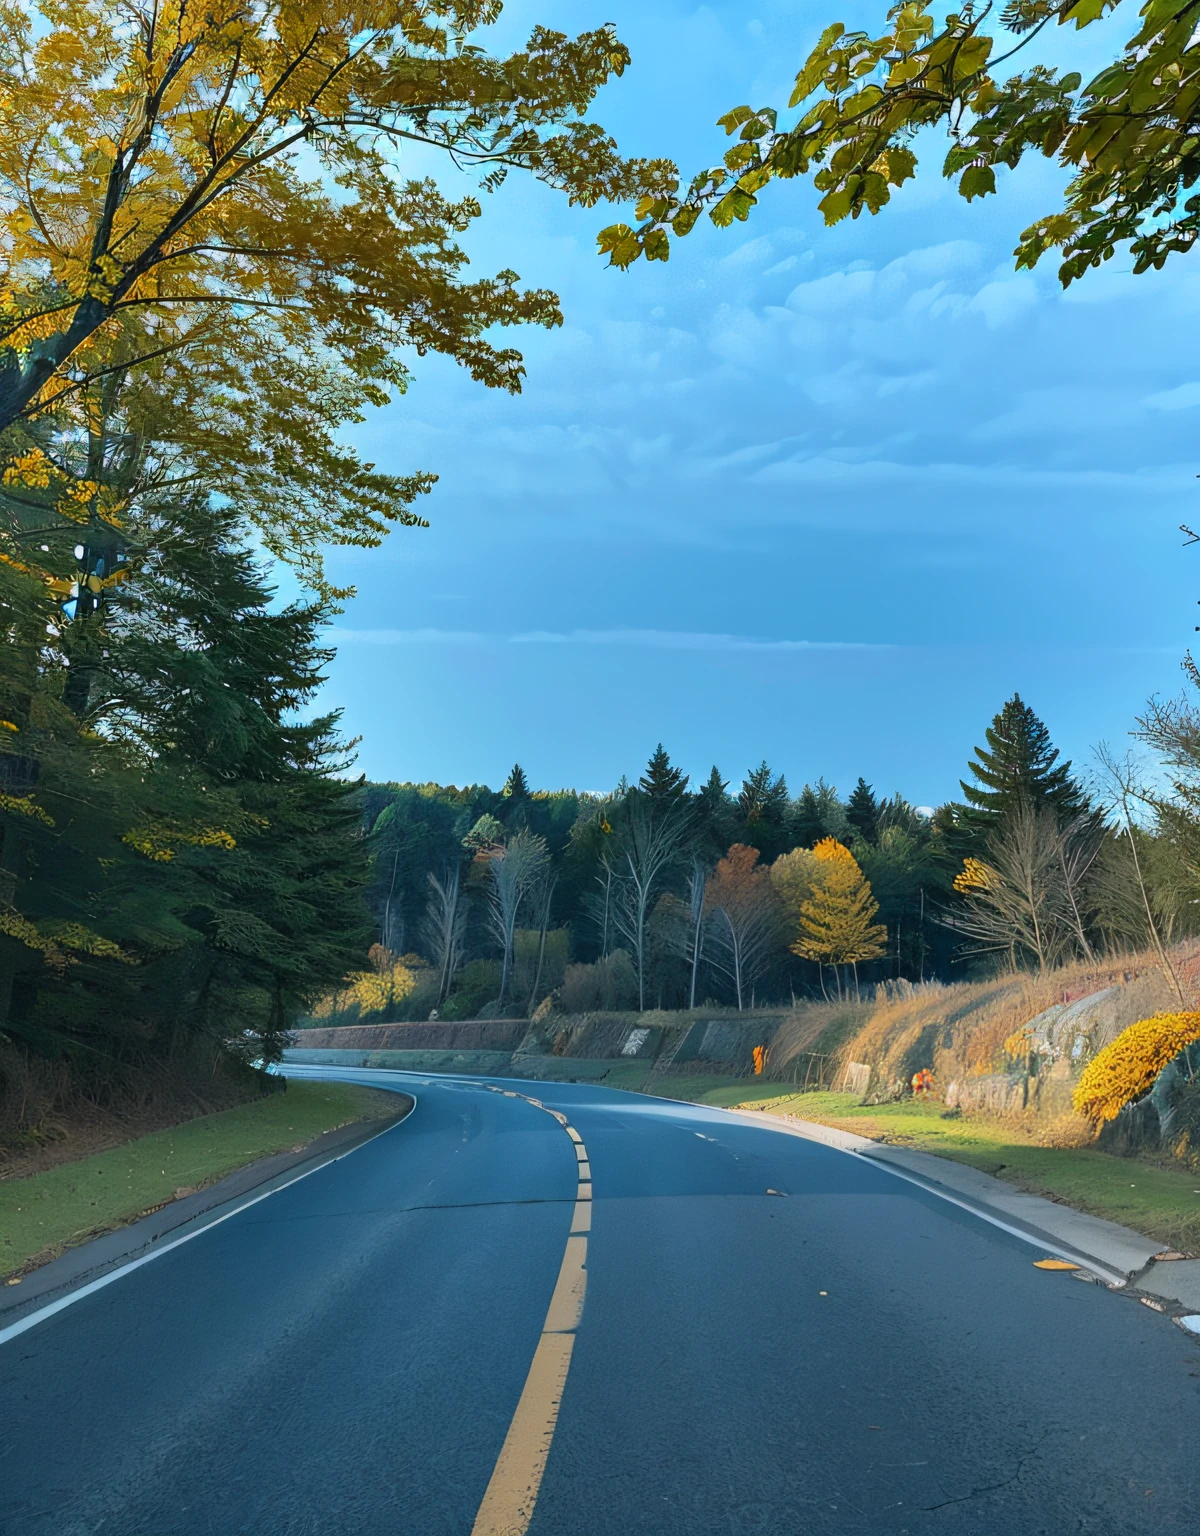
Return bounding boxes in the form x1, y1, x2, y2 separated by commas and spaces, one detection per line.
315, 691, 1200, 1026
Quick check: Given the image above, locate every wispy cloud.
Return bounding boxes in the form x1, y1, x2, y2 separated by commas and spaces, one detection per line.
331, 626, 891, 651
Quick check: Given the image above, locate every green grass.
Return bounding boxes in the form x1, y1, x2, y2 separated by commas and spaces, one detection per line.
721, 1089, 1200, 1251
0, 1081, 400, 1279
598, 1065, 792, 1101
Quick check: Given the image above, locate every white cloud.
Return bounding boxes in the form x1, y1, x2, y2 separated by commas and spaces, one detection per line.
1145, 382, 1200, 412
968, 277, 1038, 329
332, 627, 892, 652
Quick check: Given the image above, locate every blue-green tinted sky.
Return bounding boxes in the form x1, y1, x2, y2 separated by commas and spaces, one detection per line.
320, 0, 1199, 805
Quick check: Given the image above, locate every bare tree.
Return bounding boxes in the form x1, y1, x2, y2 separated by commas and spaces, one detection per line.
423, 866, 467, 1008
524, 865, 559, 1015
486, 828, 548, 1008
380, 845, 403, 953
945, 805, 1073, 971
686, 859, 708, 1010
609, 793, 693, 1010
1058, 813, 1104, 963
1095, 743, 1186, 1003
583, 852, 617, 959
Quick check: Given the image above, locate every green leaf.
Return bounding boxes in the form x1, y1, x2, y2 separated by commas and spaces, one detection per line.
717, 105, 755, 136
710, 187, 756, 226
959, 164, 996, 200
643, 229, 670, 262
818, 187, 854, 224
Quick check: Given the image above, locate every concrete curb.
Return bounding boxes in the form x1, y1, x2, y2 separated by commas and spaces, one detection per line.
717, 1106, 1199, 1314
0, 1098, 413, 1331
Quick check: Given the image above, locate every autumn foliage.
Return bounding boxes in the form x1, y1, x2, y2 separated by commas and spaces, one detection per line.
793, 838, 887, 969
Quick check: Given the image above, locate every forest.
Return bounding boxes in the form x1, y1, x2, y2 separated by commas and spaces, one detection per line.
312, 691, 1200, 1028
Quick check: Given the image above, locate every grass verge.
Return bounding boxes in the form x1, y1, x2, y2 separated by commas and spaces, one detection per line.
0, 1081, 401, 1281
712, 1088, 1200, 1251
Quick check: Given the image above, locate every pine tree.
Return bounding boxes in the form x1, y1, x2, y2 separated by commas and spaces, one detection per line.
0, 487, 374, 1069
961, 695, 1084, 826
737, 761, 791, 861
792, 779, 848, 848
846, 778, 880, 843
639, 743, 689, 805
696, 766, 734, 858
503, 764, 530, 801
738, 761, 788, 824
699, 765, 728, 807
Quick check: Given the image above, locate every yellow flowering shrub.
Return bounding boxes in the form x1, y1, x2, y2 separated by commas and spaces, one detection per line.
342, 961, 417, 1016
1073, 1011, 1200, 1124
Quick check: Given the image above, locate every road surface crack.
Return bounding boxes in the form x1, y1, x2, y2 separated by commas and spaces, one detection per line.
922, 1456, 1028, 1512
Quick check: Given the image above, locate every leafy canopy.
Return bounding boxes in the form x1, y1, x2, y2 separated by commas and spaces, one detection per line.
0, 0, 675, 588
598, 0, 1197, 286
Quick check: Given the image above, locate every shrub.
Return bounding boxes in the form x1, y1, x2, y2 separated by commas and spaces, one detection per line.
560, 950, 639, 1013
1073, 1011, 1200, 1124
1169, 1075, 1200, 1172
440, 959, 502, 1021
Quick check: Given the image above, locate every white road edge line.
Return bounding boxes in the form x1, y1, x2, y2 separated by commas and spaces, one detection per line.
0, 1099, 412, 1349
716, 1107, 1132, 1287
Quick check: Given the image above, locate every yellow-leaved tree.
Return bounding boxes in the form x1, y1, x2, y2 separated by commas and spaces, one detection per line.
793, 837, 887, 1000
0, 0, 675, 591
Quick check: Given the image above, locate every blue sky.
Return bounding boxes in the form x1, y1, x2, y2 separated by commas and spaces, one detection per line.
320, 0, 1200, 806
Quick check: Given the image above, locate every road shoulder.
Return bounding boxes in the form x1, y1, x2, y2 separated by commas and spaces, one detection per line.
717, 1104, 1200, 1324
0, 1092, 412, 1332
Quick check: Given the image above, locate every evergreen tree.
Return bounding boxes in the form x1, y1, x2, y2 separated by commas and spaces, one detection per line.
502, 764, 530, 801
846, 777, 880, 843
961, 695, 1085, 827
792, 779, 849, 848
500, 762, 531, 830
699, 765, 729, 809
1, 487, 374, 1070
639, 743, 689, 806
737, 761, 791, 861
738, 761, 789, 825
695, 766, 735, 859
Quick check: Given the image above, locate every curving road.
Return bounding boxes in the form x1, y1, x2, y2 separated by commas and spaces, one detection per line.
2, 1067, 1199, 1535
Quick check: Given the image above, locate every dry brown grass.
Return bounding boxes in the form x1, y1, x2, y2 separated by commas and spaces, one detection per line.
763, 945, 1200, 1114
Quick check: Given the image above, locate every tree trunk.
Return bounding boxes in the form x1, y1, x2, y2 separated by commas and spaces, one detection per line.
1059, 844, 1095, 962
526, 877, 556, 1015
382, 847, 401, 951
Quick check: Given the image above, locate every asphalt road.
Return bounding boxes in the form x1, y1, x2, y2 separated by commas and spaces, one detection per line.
2, 1068, 1199, 1536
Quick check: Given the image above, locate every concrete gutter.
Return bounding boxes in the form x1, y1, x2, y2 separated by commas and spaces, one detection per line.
720, 1106, 1200, 1330
0, 1100, 412, 1334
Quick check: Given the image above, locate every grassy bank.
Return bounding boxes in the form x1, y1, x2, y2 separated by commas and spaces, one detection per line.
0, 1081, 401, 1280
712, 1088, 1200, 1251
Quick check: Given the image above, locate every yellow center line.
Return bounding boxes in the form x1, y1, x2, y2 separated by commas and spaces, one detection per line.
471, 1088, 592, 1536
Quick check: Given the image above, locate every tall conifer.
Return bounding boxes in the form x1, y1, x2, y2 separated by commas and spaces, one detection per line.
639, 744, 689, 806
961, 696, 1084, 827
